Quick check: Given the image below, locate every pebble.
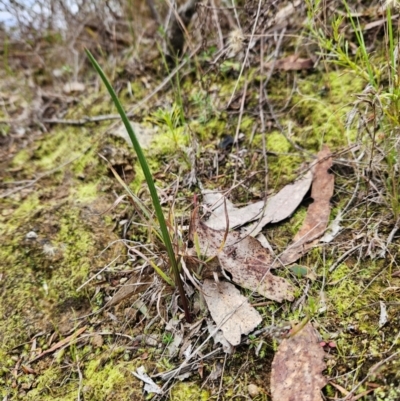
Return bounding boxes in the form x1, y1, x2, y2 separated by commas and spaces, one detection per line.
248, 383, 260, 398
26, 231, 38, 239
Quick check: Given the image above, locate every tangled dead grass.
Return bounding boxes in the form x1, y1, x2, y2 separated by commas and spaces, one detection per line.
1, 0, 400, 400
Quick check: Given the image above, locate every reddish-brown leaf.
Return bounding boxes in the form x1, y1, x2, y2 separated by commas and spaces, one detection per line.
271, 322, 327, 401
279, 146, 334, 265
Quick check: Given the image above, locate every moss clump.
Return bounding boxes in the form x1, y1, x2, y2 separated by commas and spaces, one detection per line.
326, 263, 362, 316
71, 181, 102, 204
170, 382, 210, 401
266, 131, 291, 153
292, 70, 364, 149
24, 360, 140, 401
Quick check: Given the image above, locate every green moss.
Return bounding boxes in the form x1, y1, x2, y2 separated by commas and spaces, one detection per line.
240, 116, 254, 131
326, 263, 376, 317
191, 117, 227, 142
83, 360, 126, 399
33, 129, 84, 170
25, 367, 76, 401
150, 126, 189, 154
24, 360, 139, 401
10, 148, 31, 167
71, 146, 103, 176
266, 131, 291, 153
292, 70, 364, 149
55, 211, 94, 286
71, 181, 101, 203
2, 192, 41, 226
170, 382, 209, 401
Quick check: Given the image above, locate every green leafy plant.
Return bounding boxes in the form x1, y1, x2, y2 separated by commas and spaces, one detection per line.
162, 332, 174, 345
85, 49, 191, 322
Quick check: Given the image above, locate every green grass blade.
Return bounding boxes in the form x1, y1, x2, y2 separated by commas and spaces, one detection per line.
85, 49, 191, 322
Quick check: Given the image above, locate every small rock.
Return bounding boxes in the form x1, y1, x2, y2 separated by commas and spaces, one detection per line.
63, 82, 85, 94
26, 231, 38, 240
248, 383, 260, 398
92, 334, 104, 348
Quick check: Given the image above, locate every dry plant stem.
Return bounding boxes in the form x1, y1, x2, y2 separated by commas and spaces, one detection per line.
227, 0, 262, 106
42, 113, 128, 125
230, 0, 241, 31
329, 244, 363, 273
346, 264, 389, 310
164, 0, 196, 54
233, 79, 248, 185
76, 255, 121, 291
76, 362, 83, 401
217, 353, 228, 401
384, 217, 400, 252
259, 36, 268, 195
263, 28, 286, 87
342, 351, 400, 401
154, 348, 222, 383
146, 0, 161, 24
211, 0, 224, 50
159, 293, 256, 387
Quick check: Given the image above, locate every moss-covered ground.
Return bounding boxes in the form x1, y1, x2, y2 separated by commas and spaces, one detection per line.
1, 1, 400, 400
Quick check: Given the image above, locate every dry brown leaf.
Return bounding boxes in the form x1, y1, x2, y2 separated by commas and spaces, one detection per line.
244, 172, 313, 237
105, 274, 149, 308
203, 172, 312, 234
280, 146, 334, 265
192, 219, 294, 302
266, 54, 314, 71
271, 322, 326, 401
202, 279, 262, 346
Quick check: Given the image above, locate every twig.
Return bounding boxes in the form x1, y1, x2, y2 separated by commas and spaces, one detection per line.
76, 256, 121, 291
382, 218, 400, 257
217, 353, 228, 401
258, 36, 268, 195
42, 114, 125, 125
29, 326, 87, 363
233, 78, 248, 185
146, 0, 162, 25
227, 0, 262, 107
211, 0, 224, 50
153, 348, 222, 382
76, 361, 84, 401
329, 244, 363, 273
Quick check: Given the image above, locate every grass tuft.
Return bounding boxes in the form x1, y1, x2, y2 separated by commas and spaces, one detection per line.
85, 49, 191, 322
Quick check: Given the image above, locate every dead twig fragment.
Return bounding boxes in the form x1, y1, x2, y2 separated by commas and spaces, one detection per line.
29, 326, 87, 363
